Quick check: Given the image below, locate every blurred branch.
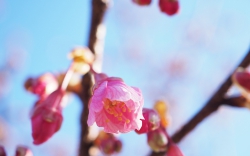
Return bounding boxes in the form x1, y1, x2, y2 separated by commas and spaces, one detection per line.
150, 95, 248, 156
78, 0, 109, 156
171, 49, 250, 144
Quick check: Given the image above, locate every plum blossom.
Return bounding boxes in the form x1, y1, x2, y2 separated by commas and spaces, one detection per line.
87, 73, 144, 133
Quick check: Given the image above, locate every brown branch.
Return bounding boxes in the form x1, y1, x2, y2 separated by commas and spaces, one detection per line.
149, 96, 248, 156
78, 0, 109, 156
171, 50, 250, 144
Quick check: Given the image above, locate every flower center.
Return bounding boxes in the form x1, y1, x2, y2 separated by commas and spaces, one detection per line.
104, 99, 131, 123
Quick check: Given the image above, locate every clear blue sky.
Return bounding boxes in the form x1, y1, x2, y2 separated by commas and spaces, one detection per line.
1, 0, 250, 155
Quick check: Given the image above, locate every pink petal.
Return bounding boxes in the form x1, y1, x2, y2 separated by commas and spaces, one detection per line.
90, 81, 107, 112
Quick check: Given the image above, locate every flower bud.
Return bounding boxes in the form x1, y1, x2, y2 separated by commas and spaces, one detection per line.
31, 89, 65, 145
15, 146, 33, 156
147, 128, 168, 152
0, 146, 6, 156
135, 108, 160, 134
132, 0, 152, 5
94, 131, 122, 155
24, 73, 58, 97
68, 47, 94, 74
154, 100, 170, 128
159, 0, 179, 16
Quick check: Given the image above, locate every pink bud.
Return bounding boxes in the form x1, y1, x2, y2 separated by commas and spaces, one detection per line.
0, 146, 6, 156
166, 142, 184, 156
159, 0, 179, 16
114, 140, 122, 152
135, 108, 160, 134
31, 89, 65, 145
25, 73, 58, 97
147, 128, 168, 152
99, 138, 122, 155
132, 0, 152, 5
232, 68, 250, 91
15, 146, 33, 156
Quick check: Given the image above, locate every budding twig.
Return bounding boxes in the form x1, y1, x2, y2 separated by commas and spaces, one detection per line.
171, 49, 250, 143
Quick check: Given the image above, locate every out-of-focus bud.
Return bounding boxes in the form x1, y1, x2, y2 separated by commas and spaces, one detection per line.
135, 108, 160, 134
94, 131, 122, 155
15, 146, 33, 156
24, 73, 58, 97
147, 128, 168, 152
0, 146, 6, 156
166, 142, 184, 156
68, 47, 95, 74
114, 140, 122, 152
232, 67, 250, 99
154, 100, 170, 128
31, 89, 65, 145
132, 0, 152, 5
159, 0, 179, 16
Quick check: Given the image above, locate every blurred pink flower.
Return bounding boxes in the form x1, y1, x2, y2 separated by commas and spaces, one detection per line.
0, 146, 6, 156
15, 146, 33, 156
25, 73, 58, 98
87, 73, 144, 133
135, 108, 160, 134
31, 88, 65, 145
132, 0, 151, 5
159, 0, 179, 16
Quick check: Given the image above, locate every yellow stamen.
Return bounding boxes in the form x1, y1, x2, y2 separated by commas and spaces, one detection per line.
126, 119, 130, 123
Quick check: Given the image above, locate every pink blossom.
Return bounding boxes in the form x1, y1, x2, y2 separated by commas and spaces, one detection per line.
132, 0, 152, 5
0, 146, 6, 156
15, 146, 33, 156
87, 73, 144, 133
31, 88, 65, 145
135, 108, 160, 134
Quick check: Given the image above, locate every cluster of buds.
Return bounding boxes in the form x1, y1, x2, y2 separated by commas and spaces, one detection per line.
134, 101, 183, 155
132, 0, 179, 16
93, 131, 122, 155
24, 47, 95, 145
0, 145, 33, 156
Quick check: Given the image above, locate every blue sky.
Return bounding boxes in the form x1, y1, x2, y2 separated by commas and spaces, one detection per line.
1, 0, 250, 155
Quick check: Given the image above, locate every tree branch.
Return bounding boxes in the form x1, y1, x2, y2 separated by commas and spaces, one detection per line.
171, 49, 250, 144
78, 0, 109, 156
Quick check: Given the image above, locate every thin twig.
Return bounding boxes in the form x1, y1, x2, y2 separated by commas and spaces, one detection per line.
78, 0, 109, 156
171, 50, 250, 143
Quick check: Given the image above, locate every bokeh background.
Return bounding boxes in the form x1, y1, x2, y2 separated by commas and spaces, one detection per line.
1, 0, 250, 155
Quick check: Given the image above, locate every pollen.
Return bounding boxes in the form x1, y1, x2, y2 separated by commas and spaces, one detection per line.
105, 119, 110, 123
122, 107, 126, 112
126, 119, 130, 123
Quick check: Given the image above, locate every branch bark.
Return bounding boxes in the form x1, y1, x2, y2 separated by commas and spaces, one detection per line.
78, 0, 109, 156
171, 50, 250, 143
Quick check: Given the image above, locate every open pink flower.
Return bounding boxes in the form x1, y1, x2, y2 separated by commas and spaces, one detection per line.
31, 88, 65, 145
135, 108, 160, 134
15, 146, 33, 156
87, 73, 144, 133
